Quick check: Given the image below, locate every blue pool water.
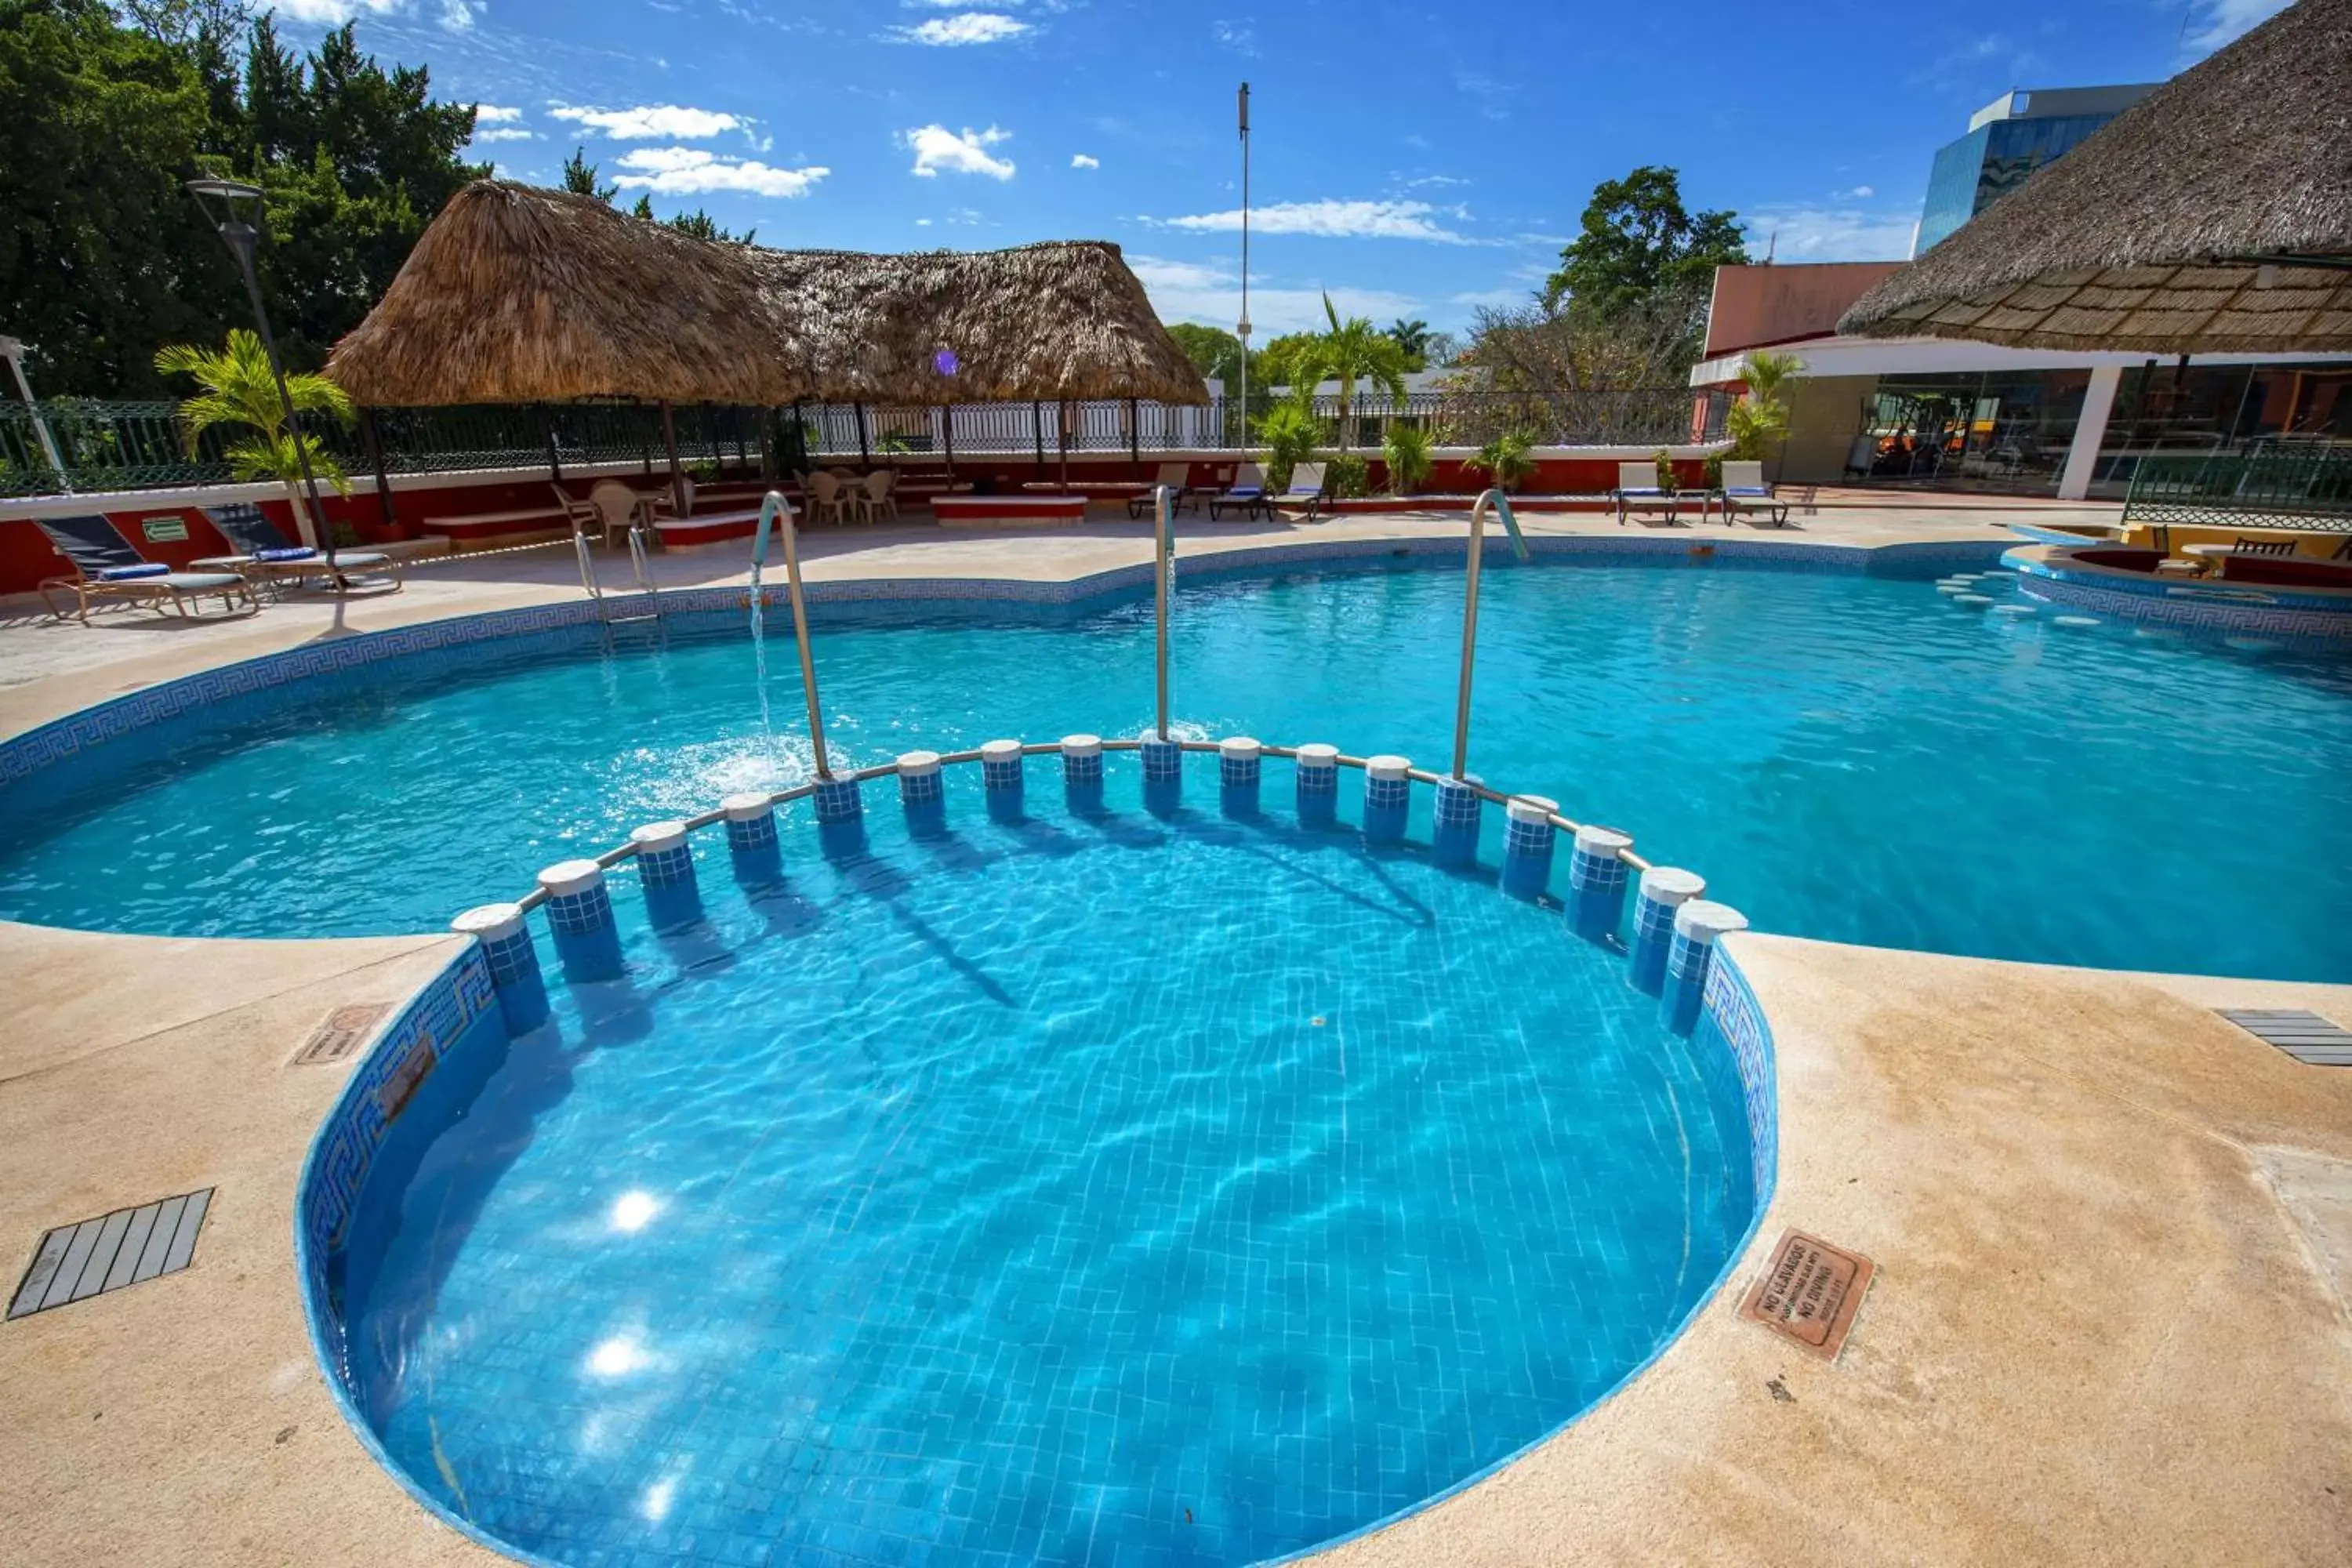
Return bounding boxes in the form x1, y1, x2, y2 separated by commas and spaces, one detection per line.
341, 779, 1758, 1567
2, 555, 2347, 979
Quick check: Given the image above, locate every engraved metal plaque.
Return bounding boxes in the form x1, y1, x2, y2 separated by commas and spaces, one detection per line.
1740, 1229, 1874, 1359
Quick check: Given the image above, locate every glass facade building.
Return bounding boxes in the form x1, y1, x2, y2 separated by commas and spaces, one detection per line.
1913, 85, 2156, 254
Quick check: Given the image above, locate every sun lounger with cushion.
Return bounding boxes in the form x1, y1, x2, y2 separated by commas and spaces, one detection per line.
1613, 461, 1682, 525
1716, 459, 1789, 527
1274, 462, 1330, 522
34, 514, 258, 624
1128, 463, 1200, 519
1210, 463, 1269, 521
196, 503, 402, 593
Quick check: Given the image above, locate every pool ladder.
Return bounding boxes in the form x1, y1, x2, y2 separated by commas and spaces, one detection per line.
572, 518, 665, 639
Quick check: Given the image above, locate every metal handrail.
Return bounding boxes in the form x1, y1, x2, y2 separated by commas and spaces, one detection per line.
571, 526, 602, 604
1453, 488, 1530, 780
751, 490, 833, 778
1152, 482, 1174, 739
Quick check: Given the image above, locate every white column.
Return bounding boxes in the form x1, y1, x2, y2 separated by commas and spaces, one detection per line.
2056, 365, 2124, 501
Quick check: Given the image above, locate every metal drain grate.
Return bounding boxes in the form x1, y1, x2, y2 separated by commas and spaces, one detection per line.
2219, 1010, 2352, 1066
8, 1189, 212, 1320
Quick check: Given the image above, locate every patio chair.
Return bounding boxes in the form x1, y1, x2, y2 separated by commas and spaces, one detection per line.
1717, 459, 1790, 528
1274, 462, 1330, 522
553, 483, 599, 534
805, 470, 853, 526
1613, 461, 1679, 525
34, 514, 259, 625
1127, 462, 1198, 519
1208, 463, 1269, 521
862, 470, 899, 522
2230, 535, 2297, 556
197, 503, 403, 594
587, 480, 652, 546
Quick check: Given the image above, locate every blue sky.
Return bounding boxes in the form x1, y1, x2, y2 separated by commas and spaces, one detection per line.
281, 0, 2289, 336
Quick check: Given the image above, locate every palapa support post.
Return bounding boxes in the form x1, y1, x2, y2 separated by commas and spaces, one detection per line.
1127, 396, 1142, 476
1058, 398, 1070, 491
942, 403, 956, 479
855, 403, 871, 468
1033, 400, 1046, 471
361, 408, 397, 532
660, 400, 688, 517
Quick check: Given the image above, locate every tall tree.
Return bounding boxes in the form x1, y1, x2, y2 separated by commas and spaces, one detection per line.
1164, 321, 1250, 391
0, 0, 485, 393
1385, 318, 1431, 368
1544, 165, 1745, 319
563, 144, 616, 202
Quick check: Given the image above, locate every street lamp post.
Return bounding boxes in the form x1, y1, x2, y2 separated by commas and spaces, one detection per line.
185, 178, 336, 566
0, 336, 71, 494
1236, 82, 1251, 456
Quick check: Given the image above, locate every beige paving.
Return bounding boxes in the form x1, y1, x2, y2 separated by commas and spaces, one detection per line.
18, 492, 2347, 1568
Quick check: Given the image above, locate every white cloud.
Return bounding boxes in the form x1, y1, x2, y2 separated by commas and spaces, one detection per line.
2185, 0, 2289, 49
1127, 255, 1418, 336
550, 103, 743, 140
895, 13, 1028, 44
439, 0, 478, 30
1211, 18, 1255, 53
270, 0, 400, 22
612, 147, 829, 198
475, 104, 525, 123
905, 124, 1015, 180
1155, 198, 1477, 244
1070, 153, 1099, 169
472, 128, 538, 143
1740, 206, 1916, 263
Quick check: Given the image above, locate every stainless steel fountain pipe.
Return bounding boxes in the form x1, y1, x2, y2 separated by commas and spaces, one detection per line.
1153, 483, 1174, 740
1452, 488, 1532, 780
755, 491, 833, 778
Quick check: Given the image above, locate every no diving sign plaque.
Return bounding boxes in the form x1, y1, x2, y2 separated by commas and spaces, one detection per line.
1740, 1229, 1874, 1359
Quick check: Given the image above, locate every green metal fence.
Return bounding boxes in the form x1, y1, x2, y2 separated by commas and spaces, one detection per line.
2122, 441, 2352, 532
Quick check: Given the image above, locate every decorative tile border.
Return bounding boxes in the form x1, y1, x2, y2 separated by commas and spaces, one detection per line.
2008, 550, 2352, 641
294, 943, 500, 1321
1701, 946, 1777, 1208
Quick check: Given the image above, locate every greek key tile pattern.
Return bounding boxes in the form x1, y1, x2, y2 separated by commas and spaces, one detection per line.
1700, 954, 1777, 1207
2013, 562, 2352, 641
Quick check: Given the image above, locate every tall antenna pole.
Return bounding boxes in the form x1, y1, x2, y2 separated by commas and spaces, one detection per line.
1236, 82, 1251, 456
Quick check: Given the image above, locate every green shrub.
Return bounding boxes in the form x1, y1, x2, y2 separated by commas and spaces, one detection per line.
1702, 452, 1723, 488
1381, 424, 1436, 494
1464, 431, 1539, 492
1325, 453, 1370, 498
1653, 448, 1675, 492
1256, 401, 1320, 490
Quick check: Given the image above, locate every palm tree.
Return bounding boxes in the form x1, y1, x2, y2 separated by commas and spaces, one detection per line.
1306, 293, 1412, 451
1386, 318, 1432, 361
156, 329, 356, 546
1726, 349, 1804, 465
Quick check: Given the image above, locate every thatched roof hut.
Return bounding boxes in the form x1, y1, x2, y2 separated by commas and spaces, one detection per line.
325, 180, 1207, 407
1839, 0, 2352, 355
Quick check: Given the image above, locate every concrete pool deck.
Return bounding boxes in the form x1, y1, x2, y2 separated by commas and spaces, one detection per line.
5, 496, 2350, 1566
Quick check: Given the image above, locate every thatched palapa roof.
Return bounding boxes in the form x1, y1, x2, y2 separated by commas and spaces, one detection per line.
325, 180, 1207, 407
1839, 0, 2352, 354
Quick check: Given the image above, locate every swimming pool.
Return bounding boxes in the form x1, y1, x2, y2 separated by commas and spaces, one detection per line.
332, 784, 1761, 1567
3, 552, 2347, 979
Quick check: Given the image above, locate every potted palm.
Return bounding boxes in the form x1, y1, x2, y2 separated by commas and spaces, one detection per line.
156, 330, 356, 547
1382, 424, 1436, 495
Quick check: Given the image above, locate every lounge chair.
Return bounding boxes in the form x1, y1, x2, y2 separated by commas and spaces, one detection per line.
1717, 459, 1790, 528
34, 514, 259, 624
2230, 535, 2296, 557
1273, 461, 1330, 521
1613, 461, 1680, 525
1127, 462, 1199, 519
196, 503, 402, 594
2331, 535, 2352, 561
1209, 463, 1269, 521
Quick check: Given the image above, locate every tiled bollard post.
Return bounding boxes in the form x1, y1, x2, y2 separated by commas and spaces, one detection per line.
982, 739, 1024, 822
536, 859, 623, 984
1363, 755, 1411, 842
1661, 899, 1749, 1035
812, 771, 863, 825
1627, 866, 1705, 996
450, 902, 549, 1034
1294, 743, 1338, 827
630, 819, 701, 931
1219, 736, 1261, 817
1501, 795, 1559, 900
897, 750, 945, 835
1432, 775, 1482, 866
1062, 734, 1104, 814
1140, 733, 1183, 815
1566, 825, 1634, 943
722, 791, 782, 886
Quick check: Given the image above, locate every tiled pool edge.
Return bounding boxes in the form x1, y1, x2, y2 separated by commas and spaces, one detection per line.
0, 535, 2012, 786
2005, 548, 2352, 641
290, 915, 1780, 1568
